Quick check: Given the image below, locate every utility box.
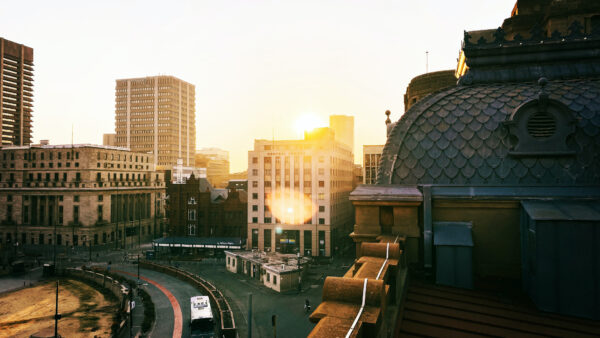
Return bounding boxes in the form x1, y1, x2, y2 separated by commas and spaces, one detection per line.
434, 222, 474, 289
521, 200, 600, 320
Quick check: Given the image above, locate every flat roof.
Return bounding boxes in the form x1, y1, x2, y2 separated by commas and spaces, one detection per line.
522, 200, 600, 221
0, 143, 141, 152
350, 185, 423, 201
153, 236, 244, 249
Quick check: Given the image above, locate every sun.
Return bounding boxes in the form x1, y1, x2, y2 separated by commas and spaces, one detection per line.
294, 114, 326, 135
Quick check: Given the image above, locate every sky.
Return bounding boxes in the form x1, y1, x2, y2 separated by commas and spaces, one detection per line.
1, 0, 516, 172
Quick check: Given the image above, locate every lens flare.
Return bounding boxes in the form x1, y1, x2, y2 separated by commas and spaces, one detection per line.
265, 188, 316, 224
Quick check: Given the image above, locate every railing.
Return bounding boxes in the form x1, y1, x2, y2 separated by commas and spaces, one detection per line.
140, 260, 237, 338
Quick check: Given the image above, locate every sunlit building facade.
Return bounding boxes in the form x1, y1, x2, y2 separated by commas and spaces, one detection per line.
114, 75, 196, 169
363, 145, 384, 184
0, 38, 34, 146
247, 127, 354, 257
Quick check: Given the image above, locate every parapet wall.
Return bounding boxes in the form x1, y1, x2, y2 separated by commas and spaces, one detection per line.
308, 238, 409, 337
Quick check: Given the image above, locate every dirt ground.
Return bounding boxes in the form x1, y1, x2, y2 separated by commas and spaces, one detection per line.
0, 279, 117, 338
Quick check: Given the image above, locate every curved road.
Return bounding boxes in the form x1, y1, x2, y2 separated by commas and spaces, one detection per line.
114, 265, 205, 338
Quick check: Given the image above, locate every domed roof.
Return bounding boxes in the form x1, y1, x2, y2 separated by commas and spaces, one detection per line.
379, 79, 600, 186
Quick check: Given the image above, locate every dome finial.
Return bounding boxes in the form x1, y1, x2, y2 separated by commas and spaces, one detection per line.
385, 110, 391, 125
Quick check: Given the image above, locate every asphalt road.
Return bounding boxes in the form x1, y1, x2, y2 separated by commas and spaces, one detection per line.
114, 264, 208, 338
174, 257, 354, 338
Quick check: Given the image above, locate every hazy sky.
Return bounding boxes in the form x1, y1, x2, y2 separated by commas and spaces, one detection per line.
2, 0, 515, 172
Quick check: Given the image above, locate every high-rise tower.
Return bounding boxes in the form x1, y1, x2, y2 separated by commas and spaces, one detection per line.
115, 75, 195, 168
0, 38, 34, 146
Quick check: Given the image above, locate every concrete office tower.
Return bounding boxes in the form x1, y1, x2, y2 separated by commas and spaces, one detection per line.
329, 115, 354, 154
0, 38, 34, 146
115, 76, 196, 168
363, 145, 384, 184
247, 126, 354, 257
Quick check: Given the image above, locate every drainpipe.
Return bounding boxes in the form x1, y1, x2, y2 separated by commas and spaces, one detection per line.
422, 185, 433, 269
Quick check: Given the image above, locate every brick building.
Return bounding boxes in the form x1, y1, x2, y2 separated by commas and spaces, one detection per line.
166, 174, 247, 240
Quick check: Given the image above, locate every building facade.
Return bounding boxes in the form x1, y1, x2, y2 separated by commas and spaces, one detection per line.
329, 115, 354, 152
0, 38, 34, 146
102, 133, 116, 146
195, 147, 230, 188
247, 126, 354, 257
362, 145, 384, 184
0, 144, 166, 259
166, 175, 247, 239
114, 75, 196, 169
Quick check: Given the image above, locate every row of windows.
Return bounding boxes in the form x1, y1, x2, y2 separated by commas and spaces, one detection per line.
249, 216, 326, 225
251, 204, 326, 212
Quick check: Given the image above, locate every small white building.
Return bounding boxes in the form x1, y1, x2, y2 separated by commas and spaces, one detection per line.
225, 250, 308, 292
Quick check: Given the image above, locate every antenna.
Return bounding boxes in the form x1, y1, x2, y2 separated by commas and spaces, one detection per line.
426, 51, 429, 73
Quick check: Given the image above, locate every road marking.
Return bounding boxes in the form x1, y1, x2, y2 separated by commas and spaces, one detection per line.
115, 269, 183, 338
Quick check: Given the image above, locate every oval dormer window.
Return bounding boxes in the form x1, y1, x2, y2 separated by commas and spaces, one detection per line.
527, 111, 556, 139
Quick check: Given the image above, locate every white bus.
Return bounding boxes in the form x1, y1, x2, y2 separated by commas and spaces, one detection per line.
190, 295, 215, 338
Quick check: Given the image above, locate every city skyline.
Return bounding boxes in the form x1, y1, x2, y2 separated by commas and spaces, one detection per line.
1, 0, 515, 172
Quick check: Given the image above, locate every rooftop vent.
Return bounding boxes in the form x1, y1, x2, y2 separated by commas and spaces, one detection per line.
527, 111, 556, 138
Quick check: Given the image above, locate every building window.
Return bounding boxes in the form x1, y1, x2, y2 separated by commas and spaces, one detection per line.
319, 206, 325, 212
74, 195, 80, 202
252, 217, 258, 223
264, 217, 272, 224
319, 181, 325, 187
98, 195, 103, 202
252, 193, 258, 199
267, 273, 270, 282
188, 197, 196, 205
188, 209, 196, 221
319, 218, 325, 225
252, 181, 258, 188
252, 169, 258, 176
98, 205, 103, 221
273, 275, 277, 285
73, 206, 79, 224
188, 224, 196, 236
252, 229, 259, 249
252, 205, 258, 212
318, 193, 325, 200
252, 157, 258, 164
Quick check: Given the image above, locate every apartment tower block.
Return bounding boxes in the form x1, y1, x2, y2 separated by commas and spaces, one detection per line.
0, 38, 34, 146
115, 76, 195, 168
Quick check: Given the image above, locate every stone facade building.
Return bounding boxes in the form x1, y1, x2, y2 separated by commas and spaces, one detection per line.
0, 38, 34, 146
362, 145, 383, 184
403, 70, 456, 112
0, 144, 166, 258
115, 75, 196, 169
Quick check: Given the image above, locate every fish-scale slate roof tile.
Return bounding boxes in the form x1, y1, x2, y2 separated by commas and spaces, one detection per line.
379, 79, 600, 186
